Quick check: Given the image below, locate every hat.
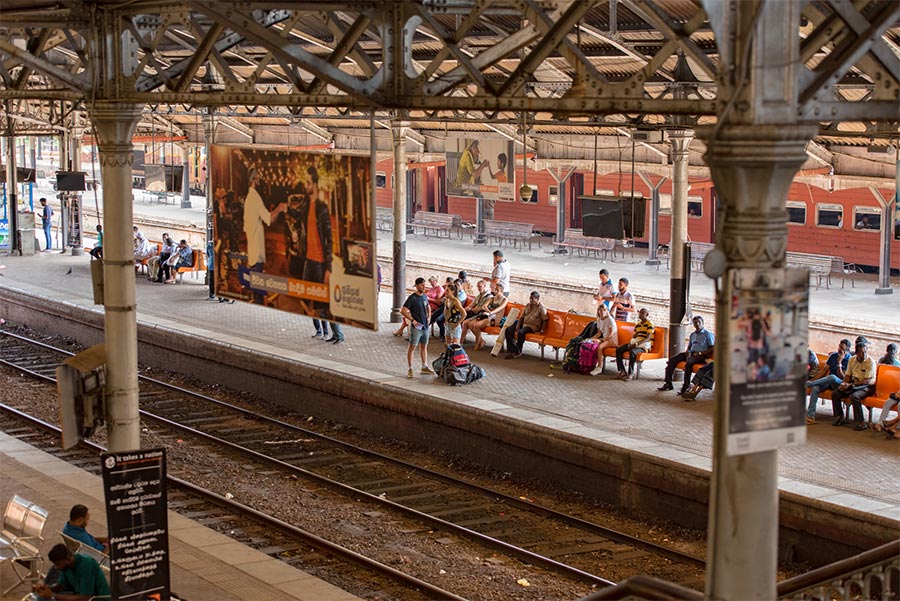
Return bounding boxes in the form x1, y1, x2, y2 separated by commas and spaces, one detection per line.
414, 277, 425, 285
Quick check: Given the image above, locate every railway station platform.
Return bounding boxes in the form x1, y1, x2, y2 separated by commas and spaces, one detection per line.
0, 432, 361, 601
1, 192, 898, 568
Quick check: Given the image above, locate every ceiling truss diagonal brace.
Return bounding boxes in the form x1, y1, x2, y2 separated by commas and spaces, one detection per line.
172, 22, 224, 93
308, 13, 374, 95
187, 1, 376, 103
499, 0, 601, 97
414, 7, 495, 95
798, 1, 899, 106
827, 0, 900, 84
417, 1, 490, 83
0, 39, 89, 94
625, 0, 717, 80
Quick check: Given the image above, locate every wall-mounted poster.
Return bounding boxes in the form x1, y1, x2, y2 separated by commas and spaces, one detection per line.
445, 137, 515, 201
727, 268, 809, 456
210, 146, 376, 330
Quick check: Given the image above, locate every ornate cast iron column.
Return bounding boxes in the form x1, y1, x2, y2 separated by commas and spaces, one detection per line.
390, 119, 408, 323
668, 130, 693, 359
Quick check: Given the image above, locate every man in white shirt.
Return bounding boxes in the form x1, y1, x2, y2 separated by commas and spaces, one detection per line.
242, 167, 285, 303
133, 232, 154, 267
486, 249, 511, 297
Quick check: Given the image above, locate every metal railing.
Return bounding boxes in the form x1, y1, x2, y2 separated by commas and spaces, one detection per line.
778, 540, 900, 601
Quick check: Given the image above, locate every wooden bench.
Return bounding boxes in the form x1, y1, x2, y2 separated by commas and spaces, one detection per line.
483, 219, 538, 249
553, 229, 616, 259
407, 211, 463, 238
862, 364, 900, 422
597, 322, 669, 379
0, 495, 49, 594
786, 251, 833, 289
376, 206, 393, 232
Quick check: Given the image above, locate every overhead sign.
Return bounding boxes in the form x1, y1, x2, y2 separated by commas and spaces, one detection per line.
101, 448, 171, 601
210, 145, 377, 330
446, 137, 515, 201
727, 268, 808, 456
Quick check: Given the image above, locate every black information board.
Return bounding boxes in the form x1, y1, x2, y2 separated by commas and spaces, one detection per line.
101, 448, 171, 600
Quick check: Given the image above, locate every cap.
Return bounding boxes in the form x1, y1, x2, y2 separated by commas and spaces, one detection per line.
414, 277, 426, 285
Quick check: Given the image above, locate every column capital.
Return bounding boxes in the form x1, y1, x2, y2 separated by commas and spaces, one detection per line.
88, 103, 142, 152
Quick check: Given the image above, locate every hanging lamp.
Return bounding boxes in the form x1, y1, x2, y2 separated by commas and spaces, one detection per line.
518, 112, 532, 202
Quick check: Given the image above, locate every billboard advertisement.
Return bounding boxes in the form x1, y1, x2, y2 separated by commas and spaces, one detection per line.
210, 145, 376, 330
445, 137, 515, 201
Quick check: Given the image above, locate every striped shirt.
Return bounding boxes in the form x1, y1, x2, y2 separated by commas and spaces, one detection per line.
631, 320, 655, 351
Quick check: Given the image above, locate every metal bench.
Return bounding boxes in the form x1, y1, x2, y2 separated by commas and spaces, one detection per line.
687, 242, 715, 271
376, 207, 393, 232
484, 219, 536, 249
407, 212, 463, 238
786, 251, 833, 289
0, 495, 49, 594
60, 531, 110, 568
829, 256, 860, 289
553, 229, 615, 259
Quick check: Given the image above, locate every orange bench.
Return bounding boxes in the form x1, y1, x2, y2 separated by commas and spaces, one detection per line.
597, 322, 669, 380
135, 241, 163, 275
862, 364, 900, 422
174, 248, 206, 282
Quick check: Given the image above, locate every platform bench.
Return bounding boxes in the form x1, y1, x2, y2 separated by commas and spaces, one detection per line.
786, 251, 833, 289
0, 494, 49, 594
484, 219, 537, 249
687, 242, 715, 272
861, 364, 900, 423
408, 212, 463, 239
553, 229, 616, 259
597, 322, 669, 379
376, 207, 393, 232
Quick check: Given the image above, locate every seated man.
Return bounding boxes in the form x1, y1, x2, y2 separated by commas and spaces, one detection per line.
805, 338, 851, 424
831, 341, 877, 430
658, 315, 714, 394
614, 308, 654, 380
148, 233, 175, 282
132, 232, 154, 267
160, 239, 193, 284
504, 290, 548, 359
874, 389, 900, 432
62, 504, 108, 554
681, 361, 715, 400
32, 544, 109, 601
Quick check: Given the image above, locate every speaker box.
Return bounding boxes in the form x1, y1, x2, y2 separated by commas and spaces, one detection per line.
580, 196, 646, 239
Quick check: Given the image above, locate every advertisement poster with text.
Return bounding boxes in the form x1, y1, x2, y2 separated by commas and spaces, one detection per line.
727, 268, 808, 455
445, 137, 515, 201
210, 145, 377, 330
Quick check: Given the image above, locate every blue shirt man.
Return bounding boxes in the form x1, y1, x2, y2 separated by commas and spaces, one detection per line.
62, 504, 107, 552
660, 315, 715, 395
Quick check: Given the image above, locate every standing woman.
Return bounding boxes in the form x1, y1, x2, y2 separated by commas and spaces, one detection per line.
589, 304, 618, 376
443, 282, 467, 345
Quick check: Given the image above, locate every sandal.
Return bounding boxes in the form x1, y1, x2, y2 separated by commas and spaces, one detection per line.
873, 423, 884, 433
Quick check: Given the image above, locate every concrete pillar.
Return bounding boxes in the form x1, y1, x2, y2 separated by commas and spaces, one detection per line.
5, 134, 20, 254
699, 124, 817, 601
90, 102, 143, 453
875, 157, 897, 294
390, 120, 408, 323
180, 144, 191, 209
668, 130, 693, 357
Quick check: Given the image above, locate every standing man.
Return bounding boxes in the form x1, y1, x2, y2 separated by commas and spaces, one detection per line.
658, 315, 715, 394
39, 197, 53, 251
504, 290, 548, 359
592, 269, 615, 309
401, 277, 435, 378
831, 340, 877, 430
298, 166, 343, 344
243, 167, 285, 302
611, 277, 636, 322
486, 249, 511, 297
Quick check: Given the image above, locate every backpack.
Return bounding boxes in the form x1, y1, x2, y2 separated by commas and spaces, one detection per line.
562, 336, 585, 373
444, 362, 485, 386
447, 343, 469, 367
577, 340, 600, 374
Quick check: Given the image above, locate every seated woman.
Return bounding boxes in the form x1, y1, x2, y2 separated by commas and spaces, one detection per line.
589, 304, 618, 376
459, 280, 493, 342
461, 282, 508, 351
681, 362, 715, 400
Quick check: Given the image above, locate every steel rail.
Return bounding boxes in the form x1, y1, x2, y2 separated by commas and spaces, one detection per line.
0, 402, 469, 601
0, 328, 705, 569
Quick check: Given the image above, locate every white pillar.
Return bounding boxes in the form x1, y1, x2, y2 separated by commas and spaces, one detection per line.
90, 102, 143, 453
390, 119, 408, 323
700, 124, 817, 601
668, 130, 693, 358
180, 144, 191, 209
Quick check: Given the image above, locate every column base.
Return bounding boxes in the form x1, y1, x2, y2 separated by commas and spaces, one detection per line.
70, 246, 85, 256
389, 308, 403, 323
874, 287, 894, 295
180, 200, 192, 209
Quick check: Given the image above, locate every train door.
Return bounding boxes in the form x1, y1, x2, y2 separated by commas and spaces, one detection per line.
435, 166, 448, 214
569, 173, 584, 228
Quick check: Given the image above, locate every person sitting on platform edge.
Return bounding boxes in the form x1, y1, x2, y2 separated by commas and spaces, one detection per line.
805, 338, 851, 425
589, 304, 618, 376
658, 315, 715, 394
62, 504, 108, 553
614, 307, 655, 380
831, 340, 877, 430
88, 225, 102, 260
504, 290, 548, 359
32, 544, 109, 601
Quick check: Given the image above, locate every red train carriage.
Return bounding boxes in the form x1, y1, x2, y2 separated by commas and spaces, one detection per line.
375, 158, 898, 271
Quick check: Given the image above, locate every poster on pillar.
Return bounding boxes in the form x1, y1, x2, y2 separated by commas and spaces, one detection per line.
209, 145, 377, 330
727, 268, 809, 456
446, 137, 516, 202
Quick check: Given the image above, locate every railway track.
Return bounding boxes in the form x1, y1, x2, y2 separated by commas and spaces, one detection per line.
0, 328, 707, 594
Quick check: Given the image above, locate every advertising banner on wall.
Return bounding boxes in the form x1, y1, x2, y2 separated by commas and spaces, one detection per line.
445, 137, 515, 201
210, 145, 377, 330
727, 268, 809, 456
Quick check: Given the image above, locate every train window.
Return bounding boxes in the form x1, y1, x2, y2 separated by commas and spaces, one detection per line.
816, 204, 843, 228
521, 186, 538, 203
852, 207, 881, 231
687, 196, 703, 218
786, 201, 806, 225
548, 185, 558, 206
895, 217, 900, 241
375, 171, 386, 189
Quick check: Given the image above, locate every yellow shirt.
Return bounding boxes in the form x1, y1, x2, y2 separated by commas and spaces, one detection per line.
845, 356, 876, 384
